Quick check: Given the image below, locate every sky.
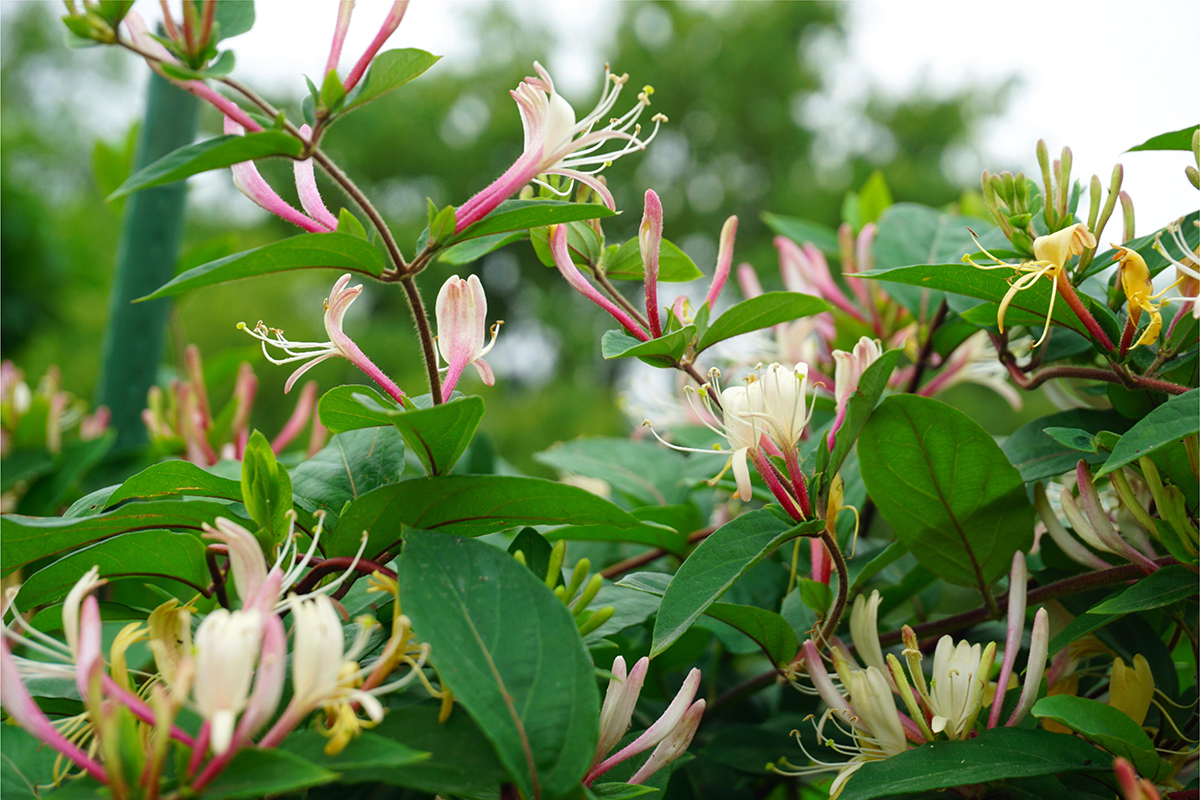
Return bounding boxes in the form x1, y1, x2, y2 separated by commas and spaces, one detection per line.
207, 0, 1200, 234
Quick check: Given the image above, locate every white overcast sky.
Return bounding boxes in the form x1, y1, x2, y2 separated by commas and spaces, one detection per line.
61, 0, 1200, 232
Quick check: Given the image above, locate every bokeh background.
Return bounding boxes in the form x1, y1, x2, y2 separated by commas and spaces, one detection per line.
3, 0, 1197, 474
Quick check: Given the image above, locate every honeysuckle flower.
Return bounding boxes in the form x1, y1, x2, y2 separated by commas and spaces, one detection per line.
776, 236, 864, 321
849, 590, 890, 680
1058, 461, 1159, 574
240, 273, 406, 403
926, 636, 988, 739
192, 607, 265, 756
1114, 757, 1164, 800
203, 518, 270, 606
455, 62, 665, 233
1115, 246, 1166, 349
1034, 482, 1113, 571
628, 696, 705, 785
1109, 654, 1155, 726
1154, 217, 1200, 319
968, 223, 1096, 347
752, 361, 816, 452
640, 190, 666, 337
827, 337, 882, 449
705, 216, 739, 309
224, 117, 336, 233
593, 655, 650, 768
147, 598, 193, 690
585, 666, 703, 785
436, 274, 501, 401
336, 1, 409, 94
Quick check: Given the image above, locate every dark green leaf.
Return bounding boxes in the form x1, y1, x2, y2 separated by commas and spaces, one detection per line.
1002, 409, 1132, 482
14, 433, 114, 516
198, 746, 336, 798
142, 233, 387, 300
1048, 611, 1116, 656
1031, 695, 1170, 782
651, 511, 822, 656
440, 231, 525, 265
1089, 565, 1197, 614
105, 461, 241, 507
386, 396, 485, 476
18, 530, 208, 606
331, 475, 653, 560
600, 327, 694, 367
858, 395, 1034, 591
508, 528, 556, 583
342, 48, 441, 111
110, 132, 302, 199
839, 727, 1111, 800
698, 292, 830, 352
317, 385, 397, 432
367, 700, 508, 793
276, 730, 428, 780
1042, 427, 1099, 454
849, 540, 908, 593
604, 237, 703, 282
400, 531, 599, 800
452, 199, 614, 242
1, 727, 61, 800
1, 499, 243, 576
289, 427, 405, 525
1097, 389, 1199, 476
761, 212, 840, 255
1128, 125, 1198, 152
546, 521, 686, 553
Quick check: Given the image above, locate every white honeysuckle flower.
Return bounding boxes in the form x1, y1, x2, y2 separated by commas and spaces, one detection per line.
926, 636, 988, 740
193, 608, 265, 756
849, 590, 889, 681
752, 361, 816, 451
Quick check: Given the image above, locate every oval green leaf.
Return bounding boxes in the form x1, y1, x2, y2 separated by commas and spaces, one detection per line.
1097, 389, 1199, 477
451, 199, 614, 243
697, 292, 830, 352
1031, 695, 1171, 782
342, 48, 442, 111
111, 131, 302, 199
104, 461, 241, 508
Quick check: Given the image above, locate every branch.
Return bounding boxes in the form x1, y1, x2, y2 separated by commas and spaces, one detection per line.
401, 276, 444, 403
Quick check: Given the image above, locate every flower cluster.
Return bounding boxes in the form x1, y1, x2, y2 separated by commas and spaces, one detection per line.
0, 516, 432, 795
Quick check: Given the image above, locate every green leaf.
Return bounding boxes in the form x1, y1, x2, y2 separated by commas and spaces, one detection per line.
198, 747, 337, 798
604, 237, 703, 282
838, 727, 1111, 800
1089, 565, 1198, 614
104, 461, 241, 508
651, 511, 822, 656
546, 522, 686, 554
213, 0, 255, 41
508, 528, 556, 582
18, 530, 208, 606
1, 499, 243, 577
857, 260, 1119, 343
386, 397, 485, 476
440, 231, 526, 265
698, 292, 830, 352
761, 212, 840, 255
1128, 125, 1198, 152
601, 327, 695, 367
1084, 210, 1199, 280
141, 233, 387, 300
336, 207, 367, 238
276, 730, 428, 780
289, 427, 405, 525
241, 430, 293, 545
1031, 695, 1170, 782
1001, 409, 1132, 483
400, 531, 599, 800
367, 700, 508, 793
1097, 389, 1199, 477
1, 727, 61, 800
534, 437, 699, 506
342, 48, 441, 111
452, 199, 615, 243
1042, 427, 1099, 454
331, 475, 654, 560
318, 385, 396, 432
110, 132, 302, 199
858, 395, 1034, 591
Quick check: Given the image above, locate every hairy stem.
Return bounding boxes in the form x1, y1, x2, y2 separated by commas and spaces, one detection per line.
400, 276, 443, 403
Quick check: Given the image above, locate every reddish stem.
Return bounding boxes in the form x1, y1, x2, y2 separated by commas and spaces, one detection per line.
1057, 272, 1115, 351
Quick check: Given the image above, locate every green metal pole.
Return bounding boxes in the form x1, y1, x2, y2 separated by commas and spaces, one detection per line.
96, 72, 199, 452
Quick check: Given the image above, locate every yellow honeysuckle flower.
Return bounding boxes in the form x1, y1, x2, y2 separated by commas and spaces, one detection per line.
966, 223, 1096, 347
1110, 654, 1155, 726
1114, 247, 1167, 348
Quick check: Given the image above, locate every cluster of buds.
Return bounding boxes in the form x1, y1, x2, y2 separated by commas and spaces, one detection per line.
513, 539, 616, 637
584, 657, 704, 786
1, 362, 110, 459
0, 515, 434, 796
776, 554, 1049, 797
143, 344, 327, 466
1035, 460, 1193, 573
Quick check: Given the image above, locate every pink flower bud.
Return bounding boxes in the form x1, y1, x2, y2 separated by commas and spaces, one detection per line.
827, 336, 882, 449
640, 190, 665, 337
436, 274, 500, 401
705, 216, 738, 308
224, 116, 334, 233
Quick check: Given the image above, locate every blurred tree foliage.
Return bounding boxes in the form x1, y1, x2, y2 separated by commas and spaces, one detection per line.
0, 1, 1010, 473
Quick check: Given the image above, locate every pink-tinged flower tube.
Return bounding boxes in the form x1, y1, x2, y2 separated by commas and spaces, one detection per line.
1007, 607, 1049, 727
705, 216, 739, 308
827, 337, 883, 449
1114, 757, 1164, 800
640, 190, 665, 337
240, 274, 406, 404
628, 698, 705, 785
122, 12, 260, 132
455, 62, 665, 233
436, 274, 501, 401
988, 551, 1027, 729
325, 0, 356, 79
593, 656, 650, 767
271, 380, 319, 454
203, 518, 269, 607
550, 225, 651, 341
775, 236, 863, 321
342, 1, 409, 94
586, 667, 703, 785
0, 637, 108, 784
224, 117, 335, 233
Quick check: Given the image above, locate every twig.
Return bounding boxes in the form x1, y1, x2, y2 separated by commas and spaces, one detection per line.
903, 299, 948, 394
599, 529, 714, 580
401, 276, 444, 403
